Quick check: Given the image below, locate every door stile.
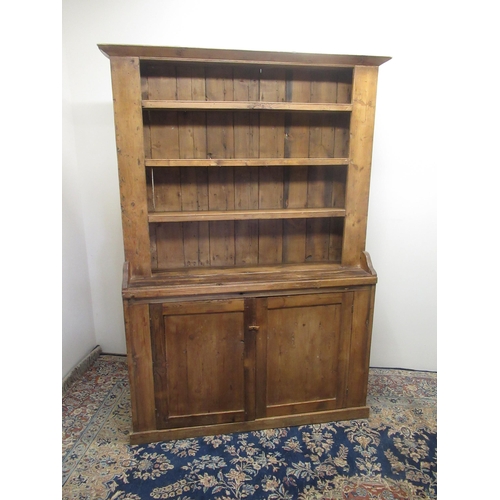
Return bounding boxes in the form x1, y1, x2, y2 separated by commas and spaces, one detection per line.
244, 298, 257, 421
346, 287, 376, 408
150, 303, 169, 429
123, 301, 156, 432
254, 297, 269, 419
336, 291, 354, 409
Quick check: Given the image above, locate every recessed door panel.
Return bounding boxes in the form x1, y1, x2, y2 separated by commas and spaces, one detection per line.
166, 311, 244, 416
263, 293, 351, 417
152, 299, 248, 428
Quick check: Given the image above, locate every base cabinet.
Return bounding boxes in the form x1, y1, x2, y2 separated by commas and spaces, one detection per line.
125, 287, 374, 444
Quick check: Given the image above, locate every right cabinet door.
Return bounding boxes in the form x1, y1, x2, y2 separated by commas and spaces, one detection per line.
256, 292, 354, 419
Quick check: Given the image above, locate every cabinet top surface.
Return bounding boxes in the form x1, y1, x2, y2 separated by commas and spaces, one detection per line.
98, 44, 391, 67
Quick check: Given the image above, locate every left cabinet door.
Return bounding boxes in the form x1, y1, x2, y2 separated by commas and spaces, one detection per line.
149, 298, 253, 430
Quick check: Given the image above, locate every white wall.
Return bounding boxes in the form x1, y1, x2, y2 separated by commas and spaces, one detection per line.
62, 49, 98, 378
62, 0, 442, 371
366, 56, 437, 371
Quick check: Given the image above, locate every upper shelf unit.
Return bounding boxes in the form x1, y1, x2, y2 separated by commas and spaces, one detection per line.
99, 45, 390, 275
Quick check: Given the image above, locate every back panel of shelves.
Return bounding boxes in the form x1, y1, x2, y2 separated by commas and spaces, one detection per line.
140, 61, 354, 273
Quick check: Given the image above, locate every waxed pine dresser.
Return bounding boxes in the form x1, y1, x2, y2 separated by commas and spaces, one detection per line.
99, 44, 390, 444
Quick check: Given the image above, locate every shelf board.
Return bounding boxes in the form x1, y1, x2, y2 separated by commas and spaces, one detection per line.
122, 262, 377, 299
148, 208, 345, 223
142, 100, 352, 112
145, 158, 349, 167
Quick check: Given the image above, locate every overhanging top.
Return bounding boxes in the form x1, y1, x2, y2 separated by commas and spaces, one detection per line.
98, 44, 391, 68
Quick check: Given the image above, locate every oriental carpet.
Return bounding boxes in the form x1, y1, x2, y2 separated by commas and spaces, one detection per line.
62, 355, 436, 499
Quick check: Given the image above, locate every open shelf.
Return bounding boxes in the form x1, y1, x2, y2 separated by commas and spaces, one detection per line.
148, 208, 345, 223
124, 261, 377, 299
145, 158, 350, 167
142, 100, 353, 112
146, 163, 347, 270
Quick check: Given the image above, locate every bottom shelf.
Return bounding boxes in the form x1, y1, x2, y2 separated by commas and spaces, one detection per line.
123, 256, 377, 300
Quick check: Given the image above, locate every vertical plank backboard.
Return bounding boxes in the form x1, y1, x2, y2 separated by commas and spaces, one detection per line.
141, 74, 151, 160
110, 57, 151, 278
177, 65, 210, 267
147, 65, 184, 270
206, 66, 235, 266
342, 66, 379, 266
283, 70, 309, 263
307, 71, 337, 263
334, 73, 352, 158
234, 67, 260, 265
258, 68, 285, 264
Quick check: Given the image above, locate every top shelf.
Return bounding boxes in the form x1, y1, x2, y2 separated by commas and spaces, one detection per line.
142, 100, 353, 112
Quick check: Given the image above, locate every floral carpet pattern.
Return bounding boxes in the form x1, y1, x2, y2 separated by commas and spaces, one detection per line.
62, 356, 436, 499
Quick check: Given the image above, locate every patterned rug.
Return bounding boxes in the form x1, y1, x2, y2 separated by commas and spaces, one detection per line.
62, 355, 437, 499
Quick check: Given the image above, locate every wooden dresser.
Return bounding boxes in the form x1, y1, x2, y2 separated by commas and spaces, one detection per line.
99, 44, 390, 444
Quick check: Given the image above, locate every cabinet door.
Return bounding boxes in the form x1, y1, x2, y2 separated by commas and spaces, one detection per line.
256, 292, 353, 418
150, 299, 254, 429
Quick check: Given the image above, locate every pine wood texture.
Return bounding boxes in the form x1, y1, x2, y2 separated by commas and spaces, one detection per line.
145, 158, 349, 167
264, 293, 349, 417
148, 208, 346, 222
110, 57, 151, 278
100, 45, 389, 443
99, 44, 390, 67
342, 66, 379, 266
136, 58, 356, 271
130, 406, 370, 445
143, 100, 353, 111
123, 301, 156, 431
